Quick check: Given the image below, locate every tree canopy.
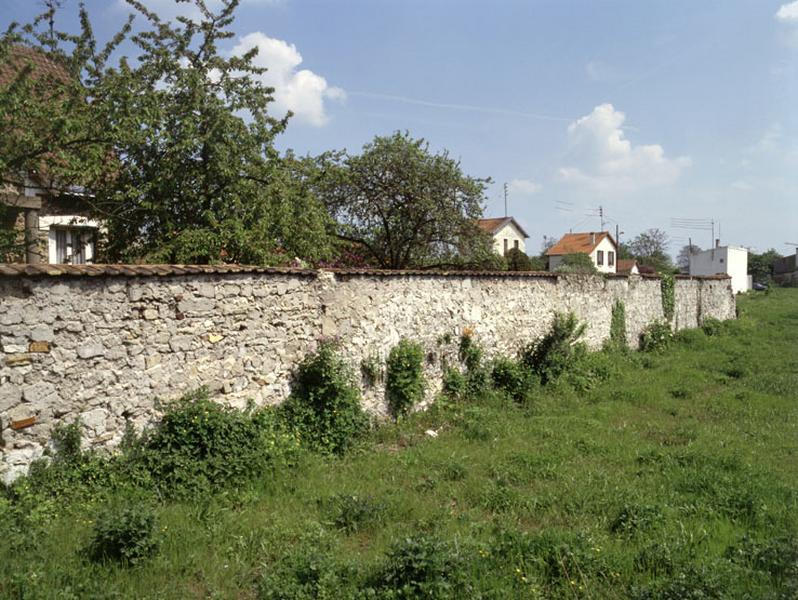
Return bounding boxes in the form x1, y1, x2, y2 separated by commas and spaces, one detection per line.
628, 228, 674, 273
1, 0, 337, 265
309, 131, 494, 269
748, 248, 782, 282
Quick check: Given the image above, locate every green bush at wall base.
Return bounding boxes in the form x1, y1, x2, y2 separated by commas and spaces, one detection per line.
639, 321, 674, 352
609, 300, 628, 351
281, 342, 368, 454
386, 339, 426, 416
520, 312, 587, 385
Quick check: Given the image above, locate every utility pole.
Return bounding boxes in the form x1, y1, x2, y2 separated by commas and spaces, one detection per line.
599, 205, 606, 231
503, 182, 508, 217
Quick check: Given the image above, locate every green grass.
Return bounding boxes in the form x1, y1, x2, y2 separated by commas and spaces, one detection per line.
2, 289, 797, 598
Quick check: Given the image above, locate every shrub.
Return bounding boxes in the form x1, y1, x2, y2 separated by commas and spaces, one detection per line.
505, 247, 533, 271
323, 494, 386, 534
139, 389, 295, 495
282, 342, 368, 454
554, 253, 598, 274
608, 300, 628, 351
490, 356, 534, 402
458, 331, 482, 372
441, 366, 466, 400
374, 534, 466, 599
639, 321, 673, 352
386, 339, 426, 416
520, 312, 587, 385
86, 503, 159, 565
661, 273, 675, 322
50, 420, 83, 464
259, 537, 359, 600
701, 317, 723, 336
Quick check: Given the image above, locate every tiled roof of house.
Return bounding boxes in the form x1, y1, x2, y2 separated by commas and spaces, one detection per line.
477, 217, 529, 238
0, 45, 70, 87
616, 259, 638, 274
546, 232, 616, 256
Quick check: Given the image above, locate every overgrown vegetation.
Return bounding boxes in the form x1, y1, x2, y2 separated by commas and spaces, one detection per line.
608, 299, 628, 351
660, 273, 675, 322
520, 312, 587, 384
639, 320, 674, 352
386, 339, 426, 416
553, 252, 598, 274
1, 291, 796, 598
281, 341, 369, 454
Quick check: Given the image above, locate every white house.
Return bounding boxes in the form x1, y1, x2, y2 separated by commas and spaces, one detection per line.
689, 244, 749, 294
546, 231, 618, 274
477, 217, 529, 256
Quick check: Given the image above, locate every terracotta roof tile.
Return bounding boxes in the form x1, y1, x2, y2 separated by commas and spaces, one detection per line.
476, 217, 529, 238
546, 232, 616, 256
0, 263, 729, 280
616, 259, 638, 274
0, 45, 70, 88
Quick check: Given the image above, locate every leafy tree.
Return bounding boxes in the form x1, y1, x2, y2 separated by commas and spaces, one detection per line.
677, 244, 702, 273
506, 247, 533, 271
748, 248, 782, 282
310, 131, 494, 269
2, 0, 336, 265
0, 5, 127, 219
554, 253, 597, 274
628, 228, 673, 273
96, 0, 335, 264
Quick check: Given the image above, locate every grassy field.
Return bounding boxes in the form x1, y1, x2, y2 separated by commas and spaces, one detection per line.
1, 289, 797, 599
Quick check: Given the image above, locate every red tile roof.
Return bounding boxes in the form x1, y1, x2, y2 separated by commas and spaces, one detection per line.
0, 45, 70, 87
0, 263, 729, 280
616, 259, 638, 274
546, 232, 616, 256
476, 217, 529, 238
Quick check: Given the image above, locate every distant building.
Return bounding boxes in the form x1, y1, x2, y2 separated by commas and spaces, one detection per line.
616, 259, 640, 275
546, 231, 618, 274
477, 217, 529, 256
773, 250, 798, 286
688, 243, 749, 294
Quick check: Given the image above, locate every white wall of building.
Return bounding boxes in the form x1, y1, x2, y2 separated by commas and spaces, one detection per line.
689, 246, 749, 293
492, 222, 527, 255
589, 237, 617, 274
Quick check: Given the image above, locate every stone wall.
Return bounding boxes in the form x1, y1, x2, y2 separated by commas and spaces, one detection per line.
0, 266, 735, 482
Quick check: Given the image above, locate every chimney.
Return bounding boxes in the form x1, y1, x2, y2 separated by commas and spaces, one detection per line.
590, 232, 596, 245
715, 239, 720, 248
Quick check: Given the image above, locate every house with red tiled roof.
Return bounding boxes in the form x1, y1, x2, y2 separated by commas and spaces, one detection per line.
616, 258, 640, 275
1, 45, 100, 265
546, 231, 618, 273
477, 217, 529, 256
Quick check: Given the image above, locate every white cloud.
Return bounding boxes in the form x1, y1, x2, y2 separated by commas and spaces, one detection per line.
230, 32, 345, 126
557, 103, 690, 194
776, 1, 798, 22
509, 178, 542, 196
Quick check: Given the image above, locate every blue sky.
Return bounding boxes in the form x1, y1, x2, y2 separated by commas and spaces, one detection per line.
5, 0, 797, 256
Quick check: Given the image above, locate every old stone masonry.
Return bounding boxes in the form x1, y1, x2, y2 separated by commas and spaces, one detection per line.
0, 264, 735, 482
